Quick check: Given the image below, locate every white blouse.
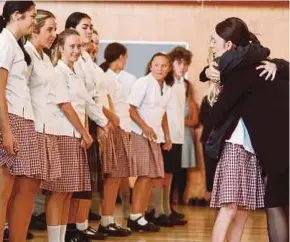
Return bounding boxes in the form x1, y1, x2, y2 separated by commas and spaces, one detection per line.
53, 60, 108, 138
106, 69, 136, 132
129, 73, 171, 143
0, 28, 34, 120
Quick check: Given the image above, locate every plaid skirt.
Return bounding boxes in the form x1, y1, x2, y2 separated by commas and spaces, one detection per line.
41, 136, 91, 192
109, 128, 137, 178
0, 114, 42, 177
36, 133, 62, 181
130, 132, 164, 178
210, 143, 265, 210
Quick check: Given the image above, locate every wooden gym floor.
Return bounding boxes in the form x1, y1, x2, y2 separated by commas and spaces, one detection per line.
32, 206, 268, 242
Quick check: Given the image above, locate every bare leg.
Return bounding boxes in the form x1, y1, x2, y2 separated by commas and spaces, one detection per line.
211, 203, 237, 242
9, 176, 40, 242
227, 209, 249, 242
101, 178, 121, 216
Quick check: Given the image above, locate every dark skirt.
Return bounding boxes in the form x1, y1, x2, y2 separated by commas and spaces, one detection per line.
210, 143, 264, 210
0, 114, 42, 177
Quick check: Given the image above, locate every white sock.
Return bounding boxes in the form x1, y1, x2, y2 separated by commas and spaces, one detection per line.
4, 222, 8, 229
129, 213, 148, 226
60, 225, 67, 242
101, 216, 114, 227
76, 220, 88, 231
47, 225, 61, 242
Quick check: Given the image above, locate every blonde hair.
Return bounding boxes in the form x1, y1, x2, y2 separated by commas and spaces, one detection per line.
207, 47, 221, 107
27, 9, 55, 40
51, 29, 79, 65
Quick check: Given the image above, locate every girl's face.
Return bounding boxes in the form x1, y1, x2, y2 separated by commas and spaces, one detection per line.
150, 55, 171, 81
15, 5, 37, 36
61, 34, 82, 64
117, 53, 128, 71
173, 59, 189, 80
210, 31, 233, 58
34, 17, 57, 49
75, 17, 93, 45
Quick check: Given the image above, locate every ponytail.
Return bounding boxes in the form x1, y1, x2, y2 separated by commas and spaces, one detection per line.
18, 38, 32, 65
99, 61, 109, 72
248, 31, 260, 44
0, 15, 6, 33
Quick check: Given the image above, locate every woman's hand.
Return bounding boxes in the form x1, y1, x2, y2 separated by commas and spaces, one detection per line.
256, 60, 277, 81
81, 132, 93, 149
163, 136, 172, 151
142, 125, 157, 142
205, 62, 220, 81
2, 130, 18, 155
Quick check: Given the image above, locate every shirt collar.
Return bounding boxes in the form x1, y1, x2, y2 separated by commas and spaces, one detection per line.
26, 41, 43, 60
57, 60, 76, 76
3, 28, 20, 49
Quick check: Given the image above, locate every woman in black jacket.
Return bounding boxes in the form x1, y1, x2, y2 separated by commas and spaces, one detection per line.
204, 17, 289, 242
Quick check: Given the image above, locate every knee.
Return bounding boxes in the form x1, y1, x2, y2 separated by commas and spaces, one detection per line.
224, 203, 238, 219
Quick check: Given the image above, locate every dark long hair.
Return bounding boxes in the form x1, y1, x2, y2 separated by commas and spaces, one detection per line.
216, 17, 260, 47
145, 52, 173, 86
0, 1, 35, 65
100, 42, 127, 72
65, 12, 91, 29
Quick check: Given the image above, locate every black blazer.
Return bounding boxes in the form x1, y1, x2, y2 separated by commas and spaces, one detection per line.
206, 60, 289, 176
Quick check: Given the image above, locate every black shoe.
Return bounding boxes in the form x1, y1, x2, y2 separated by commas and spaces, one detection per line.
88, 210, 101, 221
3, 228, 34, 241
65, 229, 91, 242
29, 214, 47, 230
168, 213, 187, 226
81, 226, 106, 240
127, 217, 160, 232
154, 214, 174, 227
144, 209, 156, 223
98, 223, 131, 237
171, 207, 185, 219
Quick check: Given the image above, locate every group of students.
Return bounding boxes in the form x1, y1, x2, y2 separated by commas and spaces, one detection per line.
0, 1, 200, 242
0, 2, 289, 242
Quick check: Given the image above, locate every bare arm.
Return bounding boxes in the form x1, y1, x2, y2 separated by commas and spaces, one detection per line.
185, 101, 199, 127
162, 112, 172, 150
0, 68, 18, 155
59, 102, 92, 148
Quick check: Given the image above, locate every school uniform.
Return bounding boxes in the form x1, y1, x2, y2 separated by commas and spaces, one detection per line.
0, 28, 41, 177
105, 69, 137, 178
25, 41, 62, 182
129, 73, 171, 178
41, 60, 108, 193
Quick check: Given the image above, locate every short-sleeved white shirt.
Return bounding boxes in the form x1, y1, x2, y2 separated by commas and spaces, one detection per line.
0, 28, 34, 120
53, 60, 108, 138
129, 73, 171, 143
106, 69, 136, 132
160, 78, 186, 144
25, 41, 61, 134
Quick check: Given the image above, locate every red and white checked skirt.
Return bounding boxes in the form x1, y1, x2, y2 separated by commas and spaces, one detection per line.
41, 136, 91, 192
210, 143, 265, 210
130, 132, 164, 178
108, 128, 137, 178
0, 114, 43, 177
35, 133, 62, 181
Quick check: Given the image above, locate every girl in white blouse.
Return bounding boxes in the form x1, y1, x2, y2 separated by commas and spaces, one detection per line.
64, 12, 120, 240
99, 42, 137, 236
48, 29, 108, 242
0, 1, 42, 241
127, 53, 172, 232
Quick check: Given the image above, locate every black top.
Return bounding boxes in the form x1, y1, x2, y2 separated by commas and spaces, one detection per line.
204, 44, 289, 176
